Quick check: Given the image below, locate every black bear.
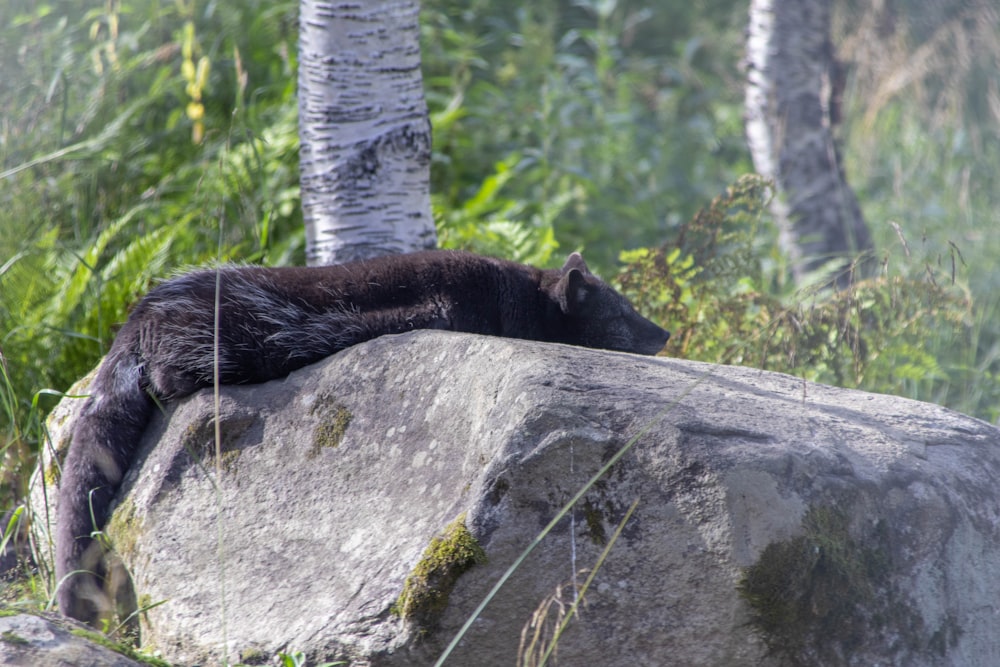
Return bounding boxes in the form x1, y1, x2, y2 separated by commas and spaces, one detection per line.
56, 250, 669, 623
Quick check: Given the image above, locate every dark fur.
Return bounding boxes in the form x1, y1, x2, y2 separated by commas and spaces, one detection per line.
56, 250, 668, 623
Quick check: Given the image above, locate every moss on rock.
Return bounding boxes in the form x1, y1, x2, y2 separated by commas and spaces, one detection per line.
106, 498, 143, 561
736, 503, 951, 664
392, 512, 487, 630
310, 404, 352, 457
582, 497, 607, 546
44, 463, 61, 487
181, 411, 255, 472
1, 630, 28, 645
70, 628, 172, 667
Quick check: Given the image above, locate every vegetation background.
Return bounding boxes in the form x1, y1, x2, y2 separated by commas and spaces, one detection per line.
1, 0, 997, 537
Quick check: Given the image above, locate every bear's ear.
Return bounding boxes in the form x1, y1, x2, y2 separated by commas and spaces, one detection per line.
558, 267, 591, 315
560, 252, 591, 276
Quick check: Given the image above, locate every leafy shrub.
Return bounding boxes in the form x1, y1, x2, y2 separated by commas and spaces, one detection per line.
616, 175, 989, 419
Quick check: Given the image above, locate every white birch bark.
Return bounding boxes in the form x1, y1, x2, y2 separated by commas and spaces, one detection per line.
298, 0, 436, 266
745, 0, 873, 286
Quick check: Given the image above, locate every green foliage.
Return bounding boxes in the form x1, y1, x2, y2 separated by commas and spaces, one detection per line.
617, 175, 985, 417
274, 650, 346, 667
0, 0, 302, 452
69, 627, 172, 667
0, 507, 24, 562
422, 0, 750, 271
832, 0, 1000, 420
434, 153, 560, 266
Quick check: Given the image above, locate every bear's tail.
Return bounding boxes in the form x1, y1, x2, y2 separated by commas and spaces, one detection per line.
55, 344, 153, 625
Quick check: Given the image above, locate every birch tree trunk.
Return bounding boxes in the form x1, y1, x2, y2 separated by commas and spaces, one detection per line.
298, 0, 436, 266
745, 0, 873, 286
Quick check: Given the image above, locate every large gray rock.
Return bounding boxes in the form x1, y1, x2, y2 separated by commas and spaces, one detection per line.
0, 611, 151, 667
30, 330, 1000, 666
